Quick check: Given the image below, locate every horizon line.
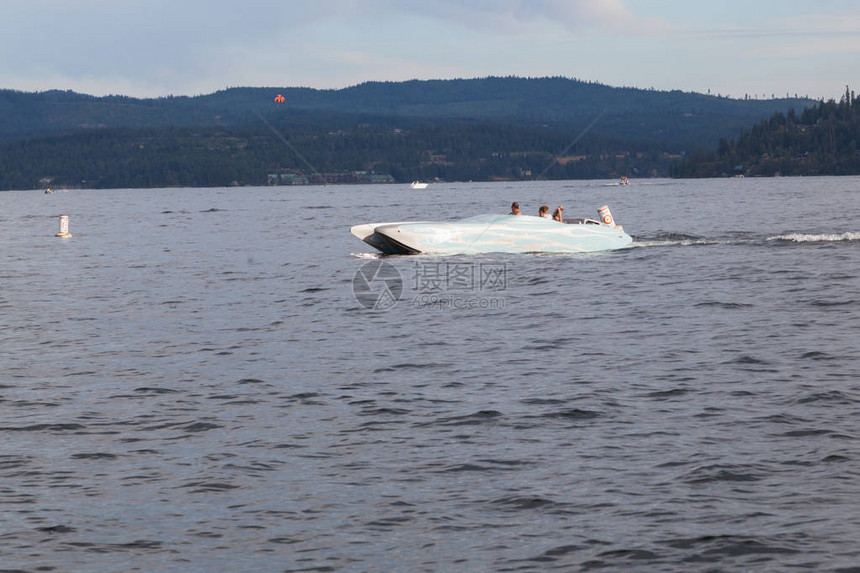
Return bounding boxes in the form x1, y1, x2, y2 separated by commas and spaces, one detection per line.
0, 75, 827, 102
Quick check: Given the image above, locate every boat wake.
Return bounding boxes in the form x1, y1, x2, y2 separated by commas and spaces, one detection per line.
352, 231, 859, 257
632, 230, 860, 249
629, 233, 720, 248
767, 231, 860, 243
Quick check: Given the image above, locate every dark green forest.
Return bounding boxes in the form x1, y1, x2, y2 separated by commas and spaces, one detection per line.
675, 87, 860, 177
0, 77, 815, 146
0, 76, 847, 190
0, 118, 671, 190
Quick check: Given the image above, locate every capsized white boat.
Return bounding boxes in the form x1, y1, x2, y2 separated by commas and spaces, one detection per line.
351, 207, 632, 255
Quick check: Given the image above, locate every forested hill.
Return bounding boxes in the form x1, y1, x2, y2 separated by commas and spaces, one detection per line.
1, 77, 814, 147
0, 77, 831, 190
675, 88, 860, 177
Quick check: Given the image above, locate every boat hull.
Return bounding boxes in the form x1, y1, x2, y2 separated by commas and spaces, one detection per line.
351, 214, 632, 255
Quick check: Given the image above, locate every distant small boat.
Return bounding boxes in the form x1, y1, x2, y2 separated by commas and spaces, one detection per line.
619, 177, 629, 185
411, 181, 428, 189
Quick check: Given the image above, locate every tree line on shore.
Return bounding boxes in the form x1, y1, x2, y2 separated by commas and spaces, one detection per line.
0, 119, 673, 190
675, 87, 860, 177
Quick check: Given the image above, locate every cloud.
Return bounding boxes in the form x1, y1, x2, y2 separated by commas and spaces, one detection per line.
386, 0, 669, 34
0, 1, 310, 95
669, 11, 860, 59
0, 0, 847, 99
769, 12, 860, 56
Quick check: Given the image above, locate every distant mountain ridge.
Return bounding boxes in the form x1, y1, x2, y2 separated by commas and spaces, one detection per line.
1, 77, 831, 190
0, 76, 815, 147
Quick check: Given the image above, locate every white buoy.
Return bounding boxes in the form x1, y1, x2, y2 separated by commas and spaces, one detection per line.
55, 215, 72, 238
597, 205, 616, 228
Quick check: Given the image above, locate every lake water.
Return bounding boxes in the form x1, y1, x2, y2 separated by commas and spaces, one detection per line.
1, 177, 859, 572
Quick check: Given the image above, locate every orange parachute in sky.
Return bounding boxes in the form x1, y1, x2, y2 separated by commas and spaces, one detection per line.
274, 94, 286, 103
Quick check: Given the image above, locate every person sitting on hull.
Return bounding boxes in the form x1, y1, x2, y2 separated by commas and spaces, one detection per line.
510, 202, 522, 215
552, 206, 564, 222
538, 205, 551, 218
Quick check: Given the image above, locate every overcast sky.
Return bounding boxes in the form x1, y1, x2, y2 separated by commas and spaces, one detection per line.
1, 0, 858, 100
